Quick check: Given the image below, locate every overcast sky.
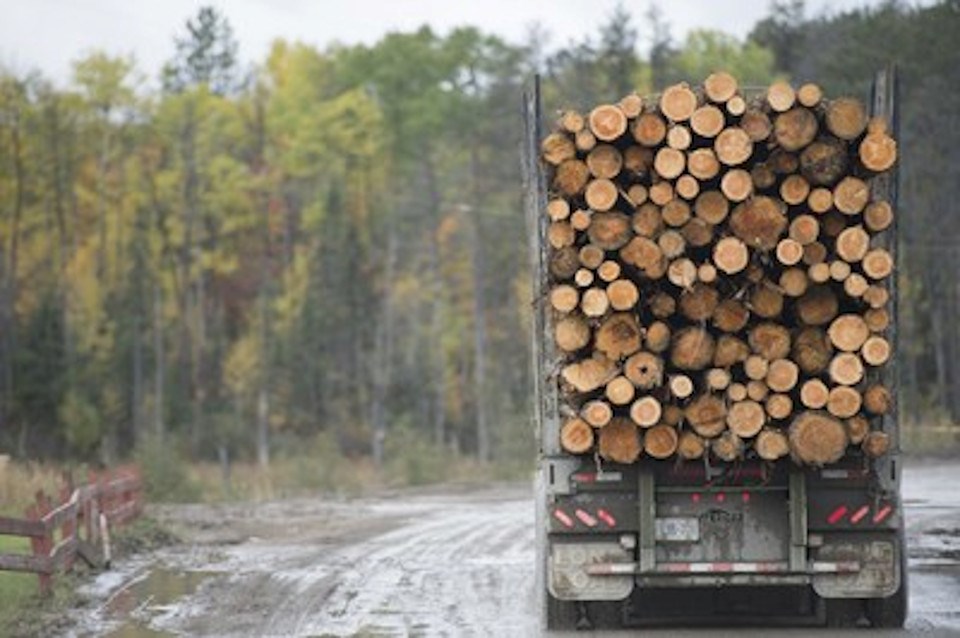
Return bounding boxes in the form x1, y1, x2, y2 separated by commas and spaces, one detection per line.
0, 0, 931, 86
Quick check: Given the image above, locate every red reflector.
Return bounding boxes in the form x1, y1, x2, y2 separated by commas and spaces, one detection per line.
716, 492, 726, 503
574, 508, 597, 527
691, 493, 701, 503
872, 504, 893, 524
827, 505, 848, 524
742, 491, 751, 503
572, 472, 596, 483
849, 505, 870, 524
596, 508, 617, 527
553, 508, 574, 528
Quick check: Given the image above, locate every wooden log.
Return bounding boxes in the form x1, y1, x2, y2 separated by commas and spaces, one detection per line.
667, 125, 693, 151
698, 262, 718, 284
553, 159, 590, 196
864, 200, 894, 233
766, 393, 794, 420
713, 299, 750, 333
671, 327, 715, 371
597, 260, 621, 283
714, 335, 750, 368
631, 396, 663, 428
574, 268, 594, 288
797, 285, 839, 326
780, 267, 809, 297
862, 248, 894, 281
829, 352, 865, 386
800, 379, 830, 409
688, 148, 721, 181
648, 292, 676, 319
730, 196, 787, 250
623, 351, 664, 389
662, 199, 692, 228
800, 137, 848, 186
570, 209, 591, 231
793, 327, 834, 375
712, 431, 744, 462
827, 386, 862, 419
776, 239, 804, 266
586, 144, 623, 179
589, 104, 628, 141
633, 112, 667, 146
669, 374, 694, 399
625, 184, 649, 208
579, 244, 605, 270
660, 83, 698, 122
749, 323, 791, 360
667, 258, 698, 289
789, 410, 848, 465
788, 214, 820, 246
864, 384, 892, 415
715, 127, 753, 166
728, 400, 766, 438
546, 198, 570, 221
767, 81, 796, 112
704, 71, 738, 103
766, 359, 800, 393
807, 187, 834, 214
803, 242, 828, 266
561, 355, 618, 393
550, 285, 579, 313
780, 175, 811, 206
774, 108, 818, 151
706, 368, 732, 391
675, 174, 700, 201
677, 431, 706, 460
846, 415, 869, 445
690, 105, 725, 138
860, 116, 897, 172
560, 418, 595, 454
645, 425, 679, 459
623, 146, 654, 177
770, 149, 800, 175
645, 321, 672, 353
632, 203, 663, 238
726, 95, 747, 116
756, 428, 791, 460
862, 335, 891, 366
548, 221, 576, 249
825, 97, 867, 140
741, 109, 773, 142
797, 83, 823, 108
542, 132, 576, 165
606, 375, 636, 406
585, 178, 620, 212
751, 163, 777, 190
836, 226, 870, 263
844, 273, 869, 298
720, 169, 754, 202
680, 283, 719, 321
829, 260, 852, 282
596, 313, 643, 359
654, 147, 686, 179
575, 128, 597, 152
619, 93, 644, 118
694, 192, 728, 227
727, 382, 748, 402
864, 308, 890, 333
685, 394, 727, 438
620, 236, 663, 275
598, 418, 642, 464
745, 263, 765, 284
713, 236, 750, 275
862, 431, 890, 459
559, 110, 585, 134
863, 285, 890, 309
662, 404, 683, 426
834, 176, 870, 215
682, 219, 714, 248
555, 315, 591, 352
607, 279, 640, 311
750, 283, 784, 319
582, 399, 614, 427
747, 380, 769, 402
828, 314, 870, 352
581, 287, 610, 318
744, 355, 770, 381
821, 211, 847, 237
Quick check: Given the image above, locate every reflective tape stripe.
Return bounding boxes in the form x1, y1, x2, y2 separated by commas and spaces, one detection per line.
574, 508, 597, 527
827, 505, 848, 524
596, 508, 617, 527
553, 508, 574, 528
657, 561, 789, 573
849, 504, 870, 524
872, 504, 894, 523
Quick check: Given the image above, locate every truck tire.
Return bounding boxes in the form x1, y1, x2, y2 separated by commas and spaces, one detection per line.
545, 595, 580, 630
866, 525, 908, 628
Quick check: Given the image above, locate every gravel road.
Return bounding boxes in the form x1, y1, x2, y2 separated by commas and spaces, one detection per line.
71, 460, 960, 637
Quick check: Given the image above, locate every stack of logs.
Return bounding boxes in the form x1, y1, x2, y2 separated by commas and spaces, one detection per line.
545, 73, 897, 466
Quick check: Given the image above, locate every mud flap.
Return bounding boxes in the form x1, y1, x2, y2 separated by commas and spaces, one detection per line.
813, 537, 899, 599
548, 542, 634, 601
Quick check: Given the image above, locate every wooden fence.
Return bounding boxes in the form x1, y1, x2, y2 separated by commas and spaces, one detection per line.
0, 466, 144, 594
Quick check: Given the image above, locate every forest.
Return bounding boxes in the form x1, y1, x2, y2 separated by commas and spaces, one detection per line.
0, 1, 957, 479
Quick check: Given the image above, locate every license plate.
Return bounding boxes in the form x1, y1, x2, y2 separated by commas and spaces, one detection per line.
655, 517, 700, 542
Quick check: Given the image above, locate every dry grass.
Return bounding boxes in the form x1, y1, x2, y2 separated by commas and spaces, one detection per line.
0, 458, 66, 517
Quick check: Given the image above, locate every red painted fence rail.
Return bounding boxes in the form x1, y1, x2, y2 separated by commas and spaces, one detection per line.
0, 465, 144, 594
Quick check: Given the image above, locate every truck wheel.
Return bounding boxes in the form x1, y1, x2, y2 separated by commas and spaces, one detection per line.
866, 526, 908, 628
545, 594, 580, 631
824, 598, 864, 627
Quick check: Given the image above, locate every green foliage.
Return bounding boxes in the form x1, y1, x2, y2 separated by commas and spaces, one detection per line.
671, 30, 777, 86
135, 435, 201, 502
163, 6, 239, 94
385, 424, 450, 486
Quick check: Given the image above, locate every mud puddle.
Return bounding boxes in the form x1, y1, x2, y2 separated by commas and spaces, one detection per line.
101, 567, 216, 637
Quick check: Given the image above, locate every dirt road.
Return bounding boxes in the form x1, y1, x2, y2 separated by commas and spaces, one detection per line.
71, 461, 960, 637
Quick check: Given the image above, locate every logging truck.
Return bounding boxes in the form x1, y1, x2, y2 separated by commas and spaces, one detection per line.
524, 68, 906, 629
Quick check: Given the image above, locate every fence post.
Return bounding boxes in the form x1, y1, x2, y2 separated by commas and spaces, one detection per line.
27, 490, 53, 595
